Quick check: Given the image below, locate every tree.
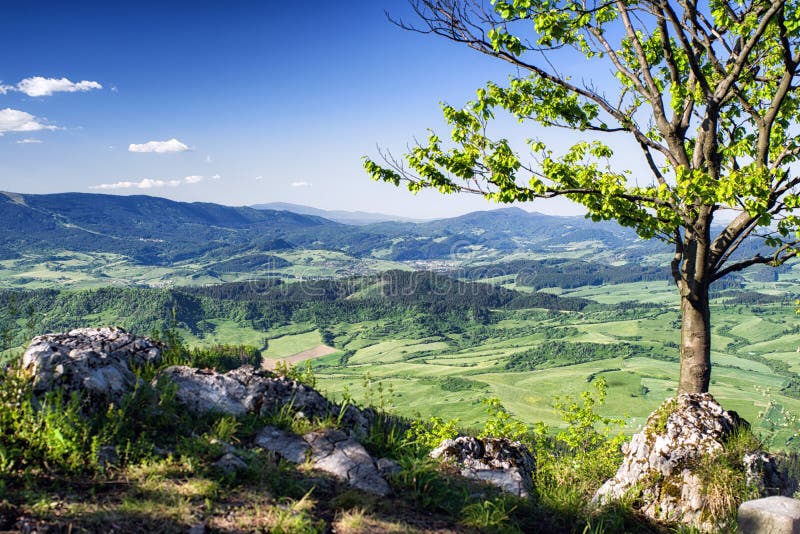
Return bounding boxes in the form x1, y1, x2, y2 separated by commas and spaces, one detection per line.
364, 0, 800, 394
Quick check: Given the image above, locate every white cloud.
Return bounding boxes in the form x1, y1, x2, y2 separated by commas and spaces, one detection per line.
211, 174, 221, 180
89, 175, 207, 190
0, 108, 57, 135
291, 181, 311, 187
15, 76, 102, 97
0, 84, 12, 95
255, 176, 264, 181
205, 155, 212, 163
128, 138, 190, 153
90, 178, 181, 190
16, 138, 42, 144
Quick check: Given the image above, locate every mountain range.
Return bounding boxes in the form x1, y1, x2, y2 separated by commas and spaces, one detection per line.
0, 191, 672, 288
2, 191, 657, 259
251, 202, 420, 225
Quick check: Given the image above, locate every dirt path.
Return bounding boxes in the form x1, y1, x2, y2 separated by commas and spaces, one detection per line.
262, 344, 338, 370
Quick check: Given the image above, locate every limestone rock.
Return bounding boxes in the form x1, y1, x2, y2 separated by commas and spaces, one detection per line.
254, 426, 310, 464
594, 393, 792, 531
305, 429, 391, 496
157, 365, 379, 439
157, 365, 334, 418
254, 425, 390, 496
22, 327, 161, 407
738, 496, 800, 534
744, 452, 797, 497
377, 457, 401, 477
430, 436, 535, 497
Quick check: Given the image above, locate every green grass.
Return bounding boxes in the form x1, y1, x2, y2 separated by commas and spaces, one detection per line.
262, 330, 324, 359
304, 296, 800, 450
180, 320, 269, 351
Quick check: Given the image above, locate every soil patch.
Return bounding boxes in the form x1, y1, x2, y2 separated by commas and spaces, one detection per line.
263, 344, 338, 370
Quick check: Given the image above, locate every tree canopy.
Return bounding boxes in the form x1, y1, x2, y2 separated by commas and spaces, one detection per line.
364, 0, 800, 393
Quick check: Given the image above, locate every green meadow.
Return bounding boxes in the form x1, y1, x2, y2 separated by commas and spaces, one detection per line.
300, 285, 800, 448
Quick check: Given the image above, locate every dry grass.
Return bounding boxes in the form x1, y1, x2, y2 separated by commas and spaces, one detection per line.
333, 507, 414, 534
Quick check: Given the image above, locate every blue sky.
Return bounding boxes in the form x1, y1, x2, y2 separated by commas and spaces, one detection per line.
0, 0, 600, 218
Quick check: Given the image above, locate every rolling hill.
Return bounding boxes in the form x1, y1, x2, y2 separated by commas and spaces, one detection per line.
0, 191, 677, 288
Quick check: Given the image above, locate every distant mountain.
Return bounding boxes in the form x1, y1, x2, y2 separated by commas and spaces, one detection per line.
0, 193, 664, 276
251, 202, 419, 225
361, 207, 661, 260
0, 191, 340, 264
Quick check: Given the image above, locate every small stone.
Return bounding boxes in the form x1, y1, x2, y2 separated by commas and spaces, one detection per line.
255, 426, 390, 496
738, 496, 800, 534
305, 429, 390, 496
376, 457, 401, 477
95, 445, 119, 468
213, 453, 248, 475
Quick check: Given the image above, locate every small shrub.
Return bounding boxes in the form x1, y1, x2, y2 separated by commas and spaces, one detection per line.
275, 360, 317, 389
364, 414, 408, 458
209, 416, 241, 444
533, 379, 627, 524
648, 397, 678, 437
479, 397, 528, 441
405, 416, 459, 450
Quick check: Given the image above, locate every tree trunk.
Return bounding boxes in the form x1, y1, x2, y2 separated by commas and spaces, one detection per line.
678, 285, 711, 394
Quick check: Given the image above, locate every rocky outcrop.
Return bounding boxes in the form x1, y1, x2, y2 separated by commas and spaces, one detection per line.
594, 393, 793, 531
254, 426, 391, 496
22, 327, 161, 407
157, 365, 376, 437
159, 365, 333, 418
430, 436, 535, 497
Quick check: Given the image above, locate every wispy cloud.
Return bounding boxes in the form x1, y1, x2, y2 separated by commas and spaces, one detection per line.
16, 138, 42, 144
11, 77, 102, 97
255, 176, 264, 181
128, 138, 190, 153
89, 175, 208, 190
291, 181, 311, 187
0, 108, 57, 135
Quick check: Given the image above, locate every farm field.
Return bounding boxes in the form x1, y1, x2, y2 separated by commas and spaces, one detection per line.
3, 270, 799, 449
0, 249, 411, 289
301, 285, 800, 448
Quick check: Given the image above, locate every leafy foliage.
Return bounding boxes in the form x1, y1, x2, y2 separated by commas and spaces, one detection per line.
406, 416, 460, 450
479, 397, 529, 441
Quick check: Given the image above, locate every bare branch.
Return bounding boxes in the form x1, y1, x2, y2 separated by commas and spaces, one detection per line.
712, 246, 798, 282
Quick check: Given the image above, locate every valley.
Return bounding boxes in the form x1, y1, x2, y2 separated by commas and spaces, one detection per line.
3, 265, 799, 450
2, 192, 799, 449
